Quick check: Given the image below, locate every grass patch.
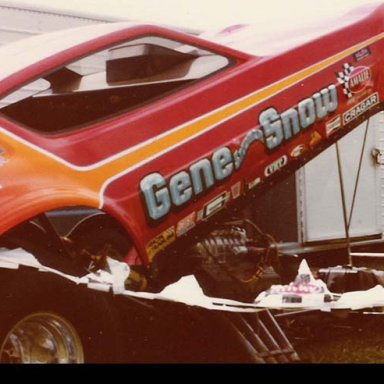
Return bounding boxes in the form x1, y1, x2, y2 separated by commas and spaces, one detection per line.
283, 311, 384, 363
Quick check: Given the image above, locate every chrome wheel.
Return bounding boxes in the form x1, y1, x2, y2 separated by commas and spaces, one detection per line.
0, 312, 84, 363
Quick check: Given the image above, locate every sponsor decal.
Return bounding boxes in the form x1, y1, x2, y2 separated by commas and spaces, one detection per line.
290, 144, 306, 158
202, 191, 230, 219
349, 67, 371, 94
176, 212, 196, 237
309, 131, 322, 149
325, 116, 341, 137
140, 84, 338, 220
247, 177, 261, 190
231, 182, 242, 199
196, 209, 204, 222
146, 227, 176, 260
264, 156, 288, 177
353, 46, 371, 62
342, 92, 379, 124
337, 63, 371, 99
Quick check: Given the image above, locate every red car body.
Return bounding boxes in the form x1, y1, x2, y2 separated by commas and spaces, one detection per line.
0, 4, 383, 267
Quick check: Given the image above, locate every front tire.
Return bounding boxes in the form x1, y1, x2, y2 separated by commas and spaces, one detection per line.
0, 268, 125, 363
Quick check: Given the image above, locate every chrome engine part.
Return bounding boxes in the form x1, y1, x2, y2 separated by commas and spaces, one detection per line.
192, 219, 281, 301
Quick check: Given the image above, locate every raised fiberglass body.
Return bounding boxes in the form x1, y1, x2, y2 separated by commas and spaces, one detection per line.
0, 4, 382, 266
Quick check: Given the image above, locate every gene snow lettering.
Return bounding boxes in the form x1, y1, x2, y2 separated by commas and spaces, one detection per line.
259, 84, 338, 150
141, 84, 338, 221
140, 147, 234, 220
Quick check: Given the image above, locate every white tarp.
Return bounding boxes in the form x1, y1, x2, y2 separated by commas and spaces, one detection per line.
1, 249, 384, 312
0, 249, 262, 312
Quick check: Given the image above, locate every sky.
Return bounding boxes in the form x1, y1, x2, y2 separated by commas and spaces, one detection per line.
1, 0, 380, 30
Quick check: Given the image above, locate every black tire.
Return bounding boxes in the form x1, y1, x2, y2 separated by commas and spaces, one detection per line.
68, 214, 132, 261
0, 268, 126, 363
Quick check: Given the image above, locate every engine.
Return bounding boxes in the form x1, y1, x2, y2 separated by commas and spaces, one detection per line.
191, 219, 285, 302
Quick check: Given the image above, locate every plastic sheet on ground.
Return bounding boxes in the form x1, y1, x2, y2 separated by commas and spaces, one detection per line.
332, 285, 384, 310
254, 259, 384, 311
0, 249, 263, 313
3, 249, 384, 312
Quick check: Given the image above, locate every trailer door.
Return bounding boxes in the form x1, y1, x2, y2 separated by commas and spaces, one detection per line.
297, 112, 384, 243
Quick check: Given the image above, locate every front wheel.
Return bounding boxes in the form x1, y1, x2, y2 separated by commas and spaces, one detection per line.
0, 268, 125, 363
1, 311, 84, 363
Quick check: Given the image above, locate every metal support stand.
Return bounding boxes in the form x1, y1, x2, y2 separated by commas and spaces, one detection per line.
335, 142, 352, 264
335, 119, 370, 266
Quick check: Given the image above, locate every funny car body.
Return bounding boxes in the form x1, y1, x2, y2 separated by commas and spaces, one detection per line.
0, 3, 383, 363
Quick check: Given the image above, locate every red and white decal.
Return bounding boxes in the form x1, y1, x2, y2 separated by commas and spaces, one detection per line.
325, 116, 341, 137
202, 191, 230, 219
337, 63, 371, 99
231, 182, 242, 199
264, 156, 288, 177
176, 212, 196, 237
247, 177, 261, 190
349, 66, 371, 94
290, 144, 306, 158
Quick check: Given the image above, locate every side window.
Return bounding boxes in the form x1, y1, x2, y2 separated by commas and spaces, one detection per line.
0, 36, 230, 134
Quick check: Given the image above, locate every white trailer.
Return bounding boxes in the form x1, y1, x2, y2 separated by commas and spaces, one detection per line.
249, 112, 384, 259
298, 113, 384, 243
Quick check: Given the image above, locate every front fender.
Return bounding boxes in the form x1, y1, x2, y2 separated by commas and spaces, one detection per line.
0, 188, 100, 235
0, 127, 113, 234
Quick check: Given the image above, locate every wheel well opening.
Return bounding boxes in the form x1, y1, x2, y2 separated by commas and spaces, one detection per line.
0, 206, 141, 275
